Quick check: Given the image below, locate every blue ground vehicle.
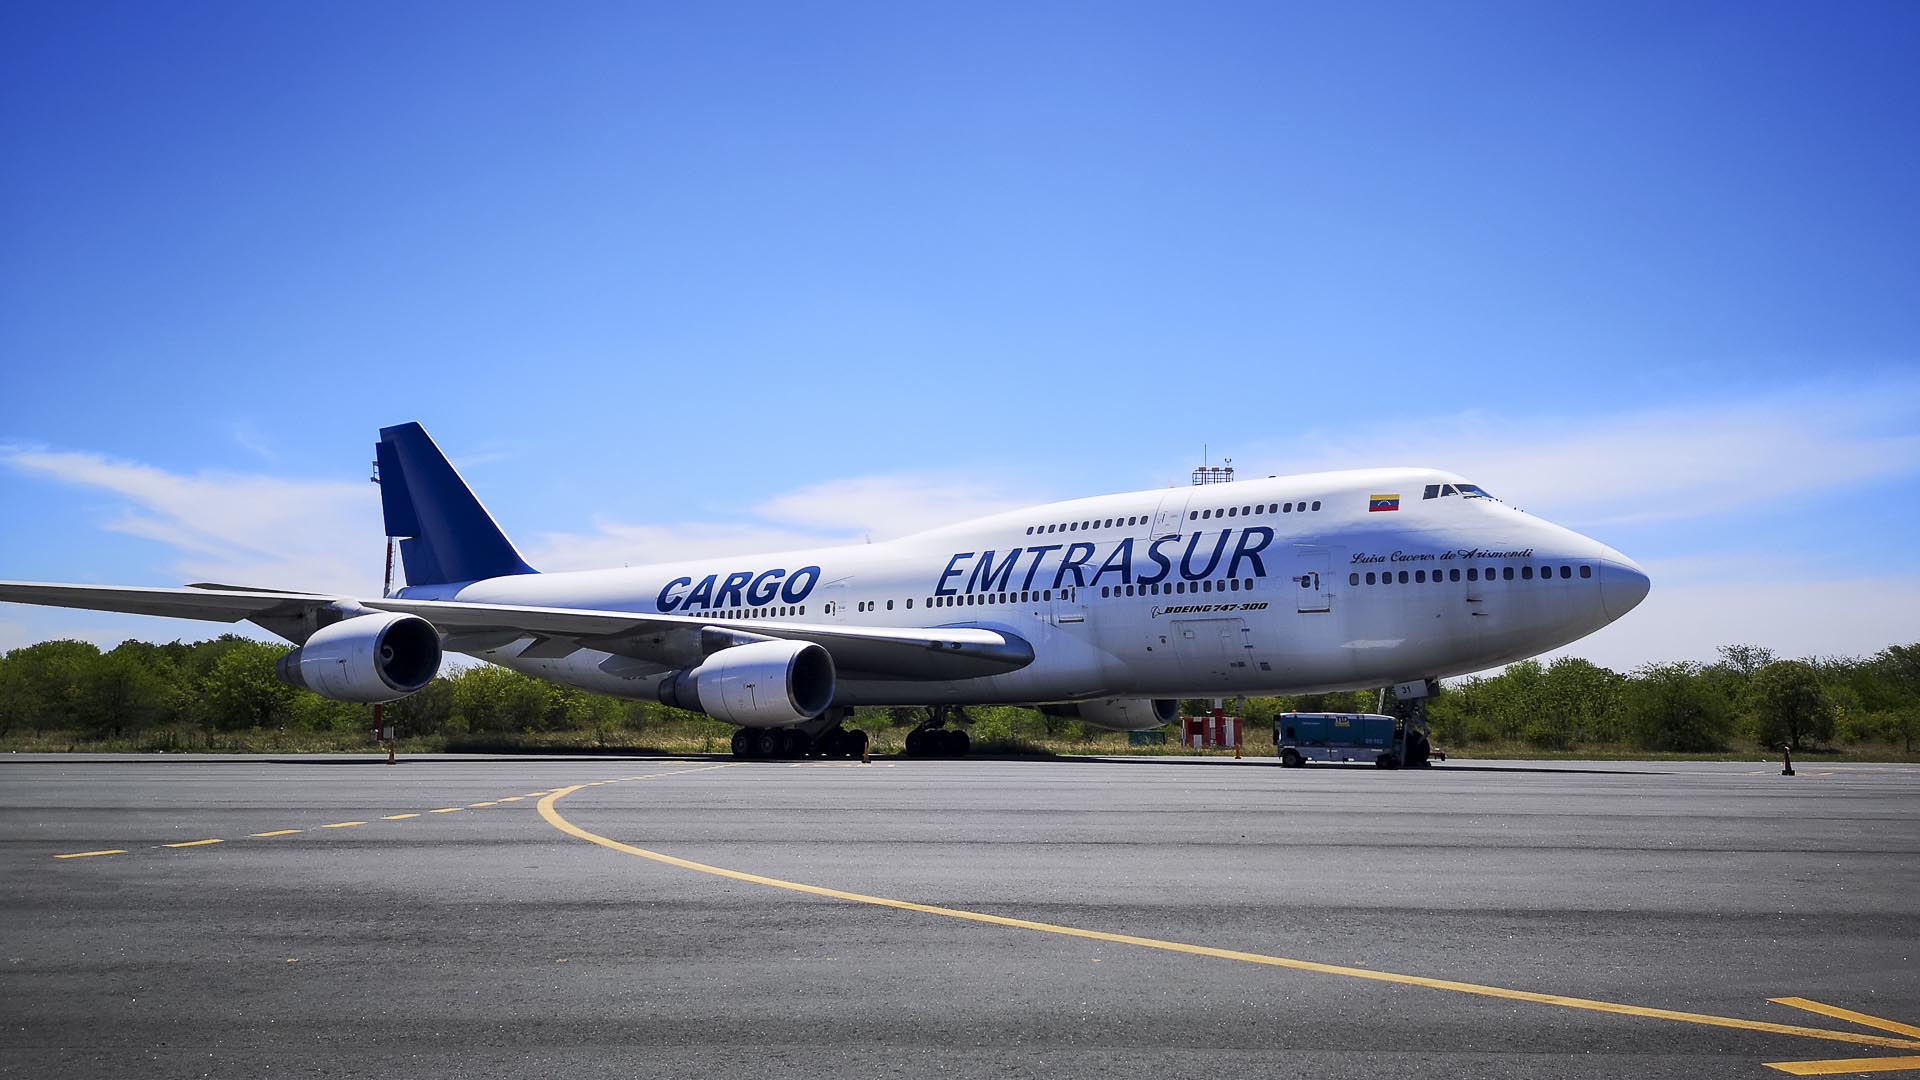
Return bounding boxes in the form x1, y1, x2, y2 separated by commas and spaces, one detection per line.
1272, 712, 1436, 769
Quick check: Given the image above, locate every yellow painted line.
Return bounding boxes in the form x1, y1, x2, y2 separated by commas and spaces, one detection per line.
468, 802, 497, 808
251, 829, 301, 838
523, 792, 551, 797
321, 821, 367, 829
381, 814, 420, 821
162, 838, 224, 848
429, 807, 463, 814
1765, 1056, 1920, 1075
496, 797, 524, 803
1773, 999, 1920, 1040
536, 783, 1920, 1054
53, 849, 126, 859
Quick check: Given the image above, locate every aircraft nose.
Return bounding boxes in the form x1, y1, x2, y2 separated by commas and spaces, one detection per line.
1598, 557, 1651, 620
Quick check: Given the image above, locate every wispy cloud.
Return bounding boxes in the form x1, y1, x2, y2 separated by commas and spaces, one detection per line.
2, 445, 1040, 587
1244, 379, 1920, 528
753, 474, 1033, 539
229, 420, 280, 464
525, 473, 1038, 570
3, 448, 382, 594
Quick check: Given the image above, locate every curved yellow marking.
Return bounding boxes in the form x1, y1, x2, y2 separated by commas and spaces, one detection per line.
537, 783, 1920, 1054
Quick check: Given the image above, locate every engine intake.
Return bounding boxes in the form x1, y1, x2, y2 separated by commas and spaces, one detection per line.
275, 612, 442, 703
1040, 697, 1179, 732
658, 639, 836, 728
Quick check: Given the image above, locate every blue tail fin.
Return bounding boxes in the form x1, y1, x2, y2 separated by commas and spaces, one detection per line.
376, 423, 537, 587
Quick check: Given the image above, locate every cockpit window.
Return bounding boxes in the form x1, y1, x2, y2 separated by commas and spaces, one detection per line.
1424, 482, 1499, 502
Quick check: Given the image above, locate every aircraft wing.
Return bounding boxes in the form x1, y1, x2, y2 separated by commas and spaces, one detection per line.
0, 581, 1034, 682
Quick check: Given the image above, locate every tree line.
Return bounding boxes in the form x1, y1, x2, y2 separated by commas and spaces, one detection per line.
0, 635, 1913, 754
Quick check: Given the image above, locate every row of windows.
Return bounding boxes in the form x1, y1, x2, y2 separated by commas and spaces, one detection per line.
1349, 564, 1592, 586
1100, 578, 1255, 598
1191, 500, 1319, 520
1022, 498, 1324, 536
1028, 516, 1147, 535
698, 605, 807, 619
923, 588, 1078, 608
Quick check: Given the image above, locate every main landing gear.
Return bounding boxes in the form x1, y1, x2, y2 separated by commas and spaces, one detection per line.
903, 706, 971, 759
729, 725, 868, 760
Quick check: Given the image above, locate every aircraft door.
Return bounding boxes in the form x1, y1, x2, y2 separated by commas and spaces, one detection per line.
1148, 492, 1190, 538
1291, 546, 1333, 613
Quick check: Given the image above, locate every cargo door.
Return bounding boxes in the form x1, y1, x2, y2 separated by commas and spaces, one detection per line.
1170, 617, 1249, 686
1291, 545, 1332, 613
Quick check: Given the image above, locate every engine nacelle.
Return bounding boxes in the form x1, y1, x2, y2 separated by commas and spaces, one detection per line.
658, 639, 835, 728
1040, 697, 1179, 732
275, 612, 443, 704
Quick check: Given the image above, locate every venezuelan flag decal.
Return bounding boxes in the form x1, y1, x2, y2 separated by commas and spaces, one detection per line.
1369, 493, 1401, 512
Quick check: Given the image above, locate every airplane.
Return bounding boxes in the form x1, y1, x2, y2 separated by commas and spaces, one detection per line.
0, 422, 1649, 759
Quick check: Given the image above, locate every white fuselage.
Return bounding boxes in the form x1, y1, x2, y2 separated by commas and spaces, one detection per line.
400, 467, 1648, 709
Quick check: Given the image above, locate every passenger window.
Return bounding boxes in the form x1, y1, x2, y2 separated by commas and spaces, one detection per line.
1580, 565, 1592, 579
1560, 566, 1572, 579
1244, 579, 1253, 590
1189, 511, 1198, 520
1450, 569, 1460, 582
1283, 502, 1292, 513
1311, 501, 1321, 511
1365, 572, 1376, 585
1398, 571, 1409, 584
1522, 566, 1534, 580
1503, 567, 1515, 580
1467, 568, 1478, 581
1415, 570, 1426, 583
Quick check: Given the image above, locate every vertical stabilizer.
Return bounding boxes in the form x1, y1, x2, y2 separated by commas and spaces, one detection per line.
376, 423, 537, 587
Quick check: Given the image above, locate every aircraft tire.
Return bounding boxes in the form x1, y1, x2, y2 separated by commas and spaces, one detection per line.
849, 729, 868, 759
948, 729, 970, 758
904, 728, 927, 757
731, 729, 752, 759
754, 729, 783, 759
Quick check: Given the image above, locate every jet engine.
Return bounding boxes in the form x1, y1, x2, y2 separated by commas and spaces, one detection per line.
1040, 697, 1179, 732
657, 639, 836, 727
275, 612, 443, 703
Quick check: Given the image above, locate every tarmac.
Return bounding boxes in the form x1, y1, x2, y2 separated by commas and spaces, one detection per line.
2, 753, 1917, 1078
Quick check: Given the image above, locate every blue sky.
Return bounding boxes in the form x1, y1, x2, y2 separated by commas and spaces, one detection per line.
3, 2, 1917, 670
